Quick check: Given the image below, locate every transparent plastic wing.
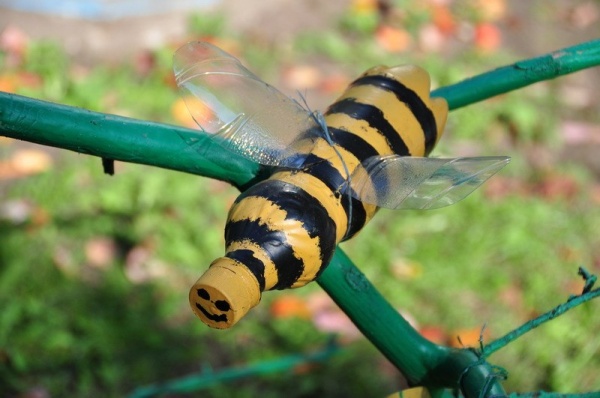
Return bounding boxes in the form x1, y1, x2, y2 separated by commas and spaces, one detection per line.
347, 156, 510, 210
173, 41, 319, 167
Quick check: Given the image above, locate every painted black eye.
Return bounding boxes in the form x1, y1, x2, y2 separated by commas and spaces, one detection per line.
215, 300, 230, 312
197, 288, 210, 300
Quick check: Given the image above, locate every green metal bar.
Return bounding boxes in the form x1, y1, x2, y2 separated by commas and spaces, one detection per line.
128, 340, 340, 398
319, 250, 507, 397
318, 250, 447, 381
508, 392, 600, 398
432, 39, 600, 110
484, 287, 600, 358
0, 92, 258, 189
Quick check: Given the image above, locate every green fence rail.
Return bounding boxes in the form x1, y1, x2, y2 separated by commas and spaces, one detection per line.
2, 39, 600, 397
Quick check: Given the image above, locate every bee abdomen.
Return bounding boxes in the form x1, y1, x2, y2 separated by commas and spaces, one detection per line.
226, 178, 337, 290
300, 154, 368, 240
327, 126, 379, 162
326, 98, 411, 156
349, 74, 439, 155
225, 219, 303, 290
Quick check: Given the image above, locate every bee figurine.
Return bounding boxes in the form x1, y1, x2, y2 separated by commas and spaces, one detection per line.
174, 42, 509, 329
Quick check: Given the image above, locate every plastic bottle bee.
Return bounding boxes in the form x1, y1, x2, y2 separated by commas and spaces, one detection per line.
174, 42, 509, 329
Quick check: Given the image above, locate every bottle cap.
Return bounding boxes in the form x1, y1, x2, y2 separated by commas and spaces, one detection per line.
189, 257, 261, 329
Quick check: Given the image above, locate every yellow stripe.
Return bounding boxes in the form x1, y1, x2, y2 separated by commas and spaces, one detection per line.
226, 240, 279, 290
325, 113, 392, 156
339, 85, 427, 156
289, 134, 380, 227
270, 170, 347, 244
309, 137, 361, 175
361, 199, 378, 225
228, 195, 324, 288
287, 136, 380, 235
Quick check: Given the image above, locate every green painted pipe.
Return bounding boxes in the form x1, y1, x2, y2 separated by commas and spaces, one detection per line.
128, 340, 341, 397
0, 93, 259, 189
433, 39, 600, 110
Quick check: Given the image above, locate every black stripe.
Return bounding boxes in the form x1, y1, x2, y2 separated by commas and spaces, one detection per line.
225, 217, 304, 290
233, 179, 338, 288
302, 154, 345, 192
281, 126, 325, 169
341, 194, 367, 241
238, 179, 337, 244
327, 126, 379, 163
286, 159, 368, 243
226, 249, 266, 291
326, 98, 410, 156
351, 74, 438, 155
300, 155, 367, 237
279, 152, 353, 225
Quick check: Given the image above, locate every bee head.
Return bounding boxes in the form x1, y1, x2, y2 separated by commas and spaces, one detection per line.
189, 257, 261, 329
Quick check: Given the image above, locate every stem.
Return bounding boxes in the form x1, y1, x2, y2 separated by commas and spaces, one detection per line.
128, 340, 340, 397
483, 287, 600, 357
318, 250, 507, 397
317, 250, 447, 382
433, 39, 600, 110
509, 392, 600, 398
0, 92, 258, 189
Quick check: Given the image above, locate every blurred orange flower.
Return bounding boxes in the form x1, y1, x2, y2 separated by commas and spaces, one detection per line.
474, 0, 506, 22
0, 149, 53, 179
474, 22, 502, 52
432, 4, 456, 35
270, 295, 312, 319
449, 326, 491, 348
351, 0, 378, 14
171, 97, 202, 130
376, 25, 412, 53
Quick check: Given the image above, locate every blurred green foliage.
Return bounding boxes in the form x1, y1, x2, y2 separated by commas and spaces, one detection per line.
1, 0, 600, 396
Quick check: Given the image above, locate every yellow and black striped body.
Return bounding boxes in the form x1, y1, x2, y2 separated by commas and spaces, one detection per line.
190, 65, 448, 328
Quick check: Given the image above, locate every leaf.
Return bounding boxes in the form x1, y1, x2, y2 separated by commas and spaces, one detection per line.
0, 74, 16, 93
450, 327, 491, 348
307, 292, 361, 341
474, 23, 502, 52
283, 65, 322, 90
0, 149, 53, 179
318, 72, 350, 95
419, 326, 447, 345
376, 26, 412, 53
171, 97, 202, 130
474, 0, 507, 22
270, 295, 311, 320
534, 174, 579, 200
391, 258, 423, 280
85, 237, 117, 269
432, 4, 456, 35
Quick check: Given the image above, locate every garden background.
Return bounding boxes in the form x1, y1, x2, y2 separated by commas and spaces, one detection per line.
1, 0, 600, 396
